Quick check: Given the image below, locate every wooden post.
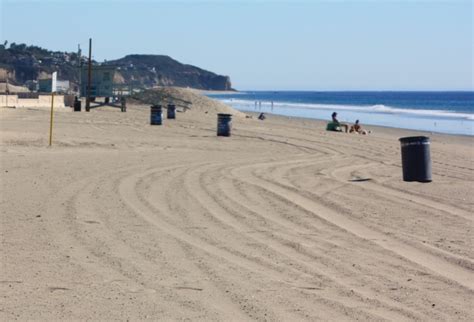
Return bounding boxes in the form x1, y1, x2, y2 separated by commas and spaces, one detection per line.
86, 38, 92, 112
5, 72, 9, 107
48, 72, 57, 146
49, 92, 55, 146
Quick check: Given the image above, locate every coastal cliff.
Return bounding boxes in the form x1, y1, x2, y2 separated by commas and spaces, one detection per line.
0, 43, 233, 91
105, 55, 233, 91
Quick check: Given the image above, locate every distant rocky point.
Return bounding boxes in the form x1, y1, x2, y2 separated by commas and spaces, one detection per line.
105, 55, 233, 91
0, 42, 234, 91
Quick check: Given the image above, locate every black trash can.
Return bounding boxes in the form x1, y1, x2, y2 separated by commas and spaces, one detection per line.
399, 136, 432, 182
217, 113, 232, 137
85, 98, 90, 112
121, 97, 127, 112
167, 104, 176, 119
150, 105, 163, 125
73, 98, 81, 112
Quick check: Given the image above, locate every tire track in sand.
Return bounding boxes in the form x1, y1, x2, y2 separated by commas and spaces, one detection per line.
180, 161, 431, 320
207, 160, 471, 319
231, 163, 474, 291
327, 163, 473, 222
48, 163, 250, 320
263, 157, 473, 266
121, 164, 407, 321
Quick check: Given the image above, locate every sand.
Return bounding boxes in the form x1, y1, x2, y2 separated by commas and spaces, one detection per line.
1, 96, 473, 320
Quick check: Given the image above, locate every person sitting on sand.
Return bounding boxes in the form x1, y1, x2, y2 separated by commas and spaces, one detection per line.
258, 112, 266, 120
349, 119, 368, 135
326, 112, 348, 133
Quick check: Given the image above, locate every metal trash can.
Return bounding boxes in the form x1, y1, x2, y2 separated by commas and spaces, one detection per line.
150, 105, 163, 125
167, 104, 176, 119
217, 113, 232, 137
85, 98, 90, 112
73, 98, 81, 112
399, 136, 432, 182
121, 97, 127, 112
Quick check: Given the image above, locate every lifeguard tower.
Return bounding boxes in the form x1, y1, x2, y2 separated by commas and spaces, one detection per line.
78, 38, 126, 111
80, 65, 115, 99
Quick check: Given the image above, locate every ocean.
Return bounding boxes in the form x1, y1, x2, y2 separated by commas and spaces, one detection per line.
208, 91, 474, 136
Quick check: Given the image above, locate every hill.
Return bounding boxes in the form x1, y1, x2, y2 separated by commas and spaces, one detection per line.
0, 43, 79, 85
0, 43, 234, 91
106, 55, 233, 91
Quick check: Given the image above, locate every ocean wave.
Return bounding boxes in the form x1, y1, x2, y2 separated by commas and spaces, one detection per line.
219, 99, 474, 120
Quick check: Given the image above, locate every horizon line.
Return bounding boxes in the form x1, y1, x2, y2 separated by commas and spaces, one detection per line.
235, 89, 474, 92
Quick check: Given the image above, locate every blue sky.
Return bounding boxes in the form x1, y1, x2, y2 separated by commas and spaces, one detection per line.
1, 0, 472, 90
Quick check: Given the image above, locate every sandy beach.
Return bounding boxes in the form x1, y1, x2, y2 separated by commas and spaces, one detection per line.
1, 93, 473, 320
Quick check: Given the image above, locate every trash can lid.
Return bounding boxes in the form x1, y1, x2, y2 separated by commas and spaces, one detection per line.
399, 136, 430, 143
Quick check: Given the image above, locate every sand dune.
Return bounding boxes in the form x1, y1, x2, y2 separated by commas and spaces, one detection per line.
1, 101, 473, 320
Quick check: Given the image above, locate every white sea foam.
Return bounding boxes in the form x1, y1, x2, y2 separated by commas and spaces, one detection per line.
220, 99, 474, 120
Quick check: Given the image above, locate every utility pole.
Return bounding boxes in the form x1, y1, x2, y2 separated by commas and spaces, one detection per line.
5, 71, 9, 108
86, 38, 92, 112
77, 44, 81, 97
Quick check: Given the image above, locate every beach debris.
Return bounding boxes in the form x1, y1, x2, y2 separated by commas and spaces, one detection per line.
84, 220, 100, 224
349, 177, 372, 182
48, 286, 71, 292
174, 286, 203, 291
297, 286, 323, 291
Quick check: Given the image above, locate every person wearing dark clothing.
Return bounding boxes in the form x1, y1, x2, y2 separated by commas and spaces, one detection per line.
326, 112, 348, 132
